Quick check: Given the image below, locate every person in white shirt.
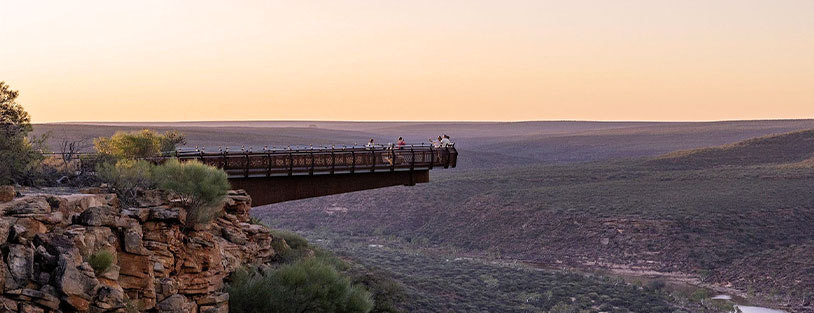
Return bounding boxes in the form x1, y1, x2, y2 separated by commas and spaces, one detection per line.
365, 138, 375, 149
429, 136, 442, 148
440, 135, 452, 147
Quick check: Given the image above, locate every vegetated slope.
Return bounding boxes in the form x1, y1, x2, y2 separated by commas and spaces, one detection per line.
467, 120, 814, 163
257, 139, 814, 311
316, 237, 677, 313
649, 129, 814, 169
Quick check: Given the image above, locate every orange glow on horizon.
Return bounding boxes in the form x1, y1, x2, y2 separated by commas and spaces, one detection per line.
1, 0, 813, 123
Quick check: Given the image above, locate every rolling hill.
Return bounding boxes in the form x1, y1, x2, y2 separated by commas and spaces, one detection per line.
649, 129, 814, 169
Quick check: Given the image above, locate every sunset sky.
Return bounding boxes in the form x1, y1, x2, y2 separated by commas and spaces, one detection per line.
1, 0, 813, 123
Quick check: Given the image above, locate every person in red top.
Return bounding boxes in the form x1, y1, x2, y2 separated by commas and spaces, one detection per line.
396, 137, 407, 149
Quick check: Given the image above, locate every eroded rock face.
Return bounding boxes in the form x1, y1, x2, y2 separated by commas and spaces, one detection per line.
0, 189, 275, 312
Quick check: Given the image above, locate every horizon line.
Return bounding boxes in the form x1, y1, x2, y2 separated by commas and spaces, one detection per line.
32, 117, 814, 125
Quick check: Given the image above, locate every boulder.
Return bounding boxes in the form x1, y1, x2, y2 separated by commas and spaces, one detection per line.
17, 302, 45, 313
54, 254, 99, 309
221, 226, 248, 245
122, 207, 151, 222
117, 253, 152, 279
0, 185, 15, 202
91, 284, 125, 311
156, 294, 196, 313
0, 218, 11, 244
155, 278, 178, 302
75, 227, 118, 260
53, 193, 117, 217
0, 296, 18, 312
5, 244, 34, 290
0, 196, 50, 216
123, 222, 149, 255
21, 288, 59, 310
223, 190, 251, 222
12, 218, 48, 242
148, 206, 186, 224
75, 206, 120, 227
136, 189, 168, 208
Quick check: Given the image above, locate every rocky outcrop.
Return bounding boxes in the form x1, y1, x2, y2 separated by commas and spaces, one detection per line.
0, 189, 275, 313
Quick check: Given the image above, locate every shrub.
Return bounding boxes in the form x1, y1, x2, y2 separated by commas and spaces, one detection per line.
270, 229, 310, 250
647, 279, 666, 291
228, 260, 374, 313
350, 270, 407, 313
0, 82, 44, 185
96, 159, 156, 205
268, 229, 329, 264
88, 250, 115, 273
689, 288, 711, 302
153, 159, 229, 227
94, 129, 185, 160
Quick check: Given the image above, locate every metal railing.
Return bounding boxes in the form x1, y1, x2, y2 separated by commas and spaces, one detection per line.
44, 144, 458, 179
174, 144, 457, 178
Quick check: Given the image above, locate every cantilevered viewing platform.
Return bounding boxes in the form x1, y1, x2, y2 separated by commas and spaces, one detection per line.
173, 144, 458, 206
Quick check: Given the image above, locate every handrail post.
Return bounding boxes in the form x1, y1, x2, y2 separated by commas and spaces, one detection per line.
288, 151, 294, 176
370, 148, 376, 173
244, 151, 250, 177
309, 150, 315, 175
410, 147, 415, 171
390, 147, 396, 172
330, 150, 336, 174
350, 150, 356, 173
429, 146, 434, 169
266, 151, 272, 177
444, 146, 451, 168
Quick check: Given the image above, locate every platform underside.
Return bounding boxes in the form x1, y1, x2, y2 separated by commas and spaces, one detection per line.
229, 170, 430, 206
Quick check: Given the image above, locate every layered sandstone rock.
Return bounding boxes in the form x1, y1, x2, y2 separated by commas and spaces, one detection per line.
0, 189, 275, 313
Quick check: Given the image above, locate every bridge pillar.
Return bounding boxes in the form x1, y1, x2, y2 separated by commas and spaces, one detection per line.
228, 170, 430, 206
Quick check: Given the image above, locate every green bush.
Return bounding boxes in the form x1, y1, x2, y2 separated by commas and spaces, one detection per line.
88, 250, 115, 273
646, 279, 666, 291
94, 129, 185, 160
270, 229, 310, 250
153, 159, 230, 227
96, 159, 156, 205
0, 82, 44, 185
350, 270, 407, 313
689, 288, 711, 302
228, 260, 374, 313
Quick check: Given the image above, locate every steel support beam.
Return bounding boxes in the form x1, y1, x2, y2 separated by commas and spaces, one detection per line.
229, 170, 430, 206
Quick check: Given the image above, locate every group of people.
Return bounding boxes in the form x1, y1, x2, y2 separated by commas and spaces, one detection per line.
365, 135, 453, 149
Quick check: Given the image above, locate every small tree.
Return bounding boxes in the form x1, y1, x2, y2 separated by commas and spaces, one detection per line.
59, 137, 91, 168
153, 159, 230, 227
0, 82, 43, 185
94, 129, 186, 160
96, 159, 157, 205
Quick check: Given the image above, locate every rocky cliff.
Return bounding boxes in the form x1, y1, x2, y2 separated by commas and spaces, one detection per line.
0, 187, 276, 313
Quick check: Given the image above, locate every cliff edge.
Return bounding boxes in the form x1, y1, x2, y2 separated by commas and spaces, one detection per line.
0, 187, 276, 313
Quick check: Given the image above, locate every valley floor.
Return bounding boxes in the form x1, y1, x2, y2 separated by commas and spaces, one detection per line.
280, 231, 798, 313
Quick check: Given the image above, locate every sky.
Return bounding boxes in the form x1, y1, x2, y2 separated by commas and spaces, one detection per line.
1, 0, 813, 123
